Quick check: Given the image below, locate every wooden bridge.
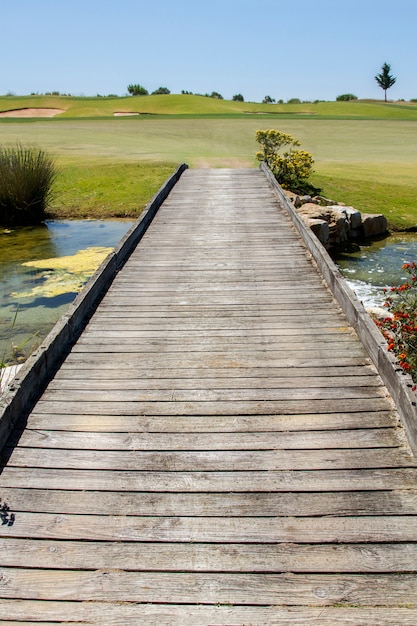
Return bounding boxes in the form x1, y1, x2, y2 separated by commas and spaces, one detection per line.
0, 165, 417, 624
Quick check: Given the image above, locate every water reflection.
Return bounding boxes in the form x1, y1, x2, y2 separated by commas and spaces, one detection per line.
333, 233, 417, 307
0, 219, 134, 363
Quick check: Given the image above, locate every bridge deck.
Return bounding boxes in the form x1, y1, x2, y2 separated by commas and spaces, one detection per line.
1, 168, 417, 624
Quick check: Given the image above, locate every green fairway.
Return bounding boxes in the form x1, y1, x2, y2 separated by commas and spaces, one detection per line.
0, 95, 416, 229
2, 94, 417, 119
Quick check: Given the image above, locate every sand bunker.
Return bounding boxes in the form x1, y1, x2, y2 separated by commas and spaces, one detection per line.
113, 111, 140, 116
0, 108, 65, 118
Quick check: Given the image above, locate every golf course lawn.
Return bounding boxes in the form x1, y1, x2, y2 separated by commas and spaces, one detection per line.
0, 101, 416, 229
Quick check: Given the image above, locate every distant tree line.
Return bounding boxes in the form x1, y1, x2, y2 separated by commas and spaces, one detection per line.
4, 63, 410, 103
127, 84, 171, 96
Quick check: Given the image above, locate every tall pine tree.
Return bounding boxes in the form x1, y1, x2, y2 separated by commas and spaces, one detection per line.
375, 63, 396, 101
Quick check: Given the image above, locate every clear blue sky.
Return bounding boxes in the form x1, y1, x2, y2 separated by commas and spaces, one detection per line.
2, 0, 416, 102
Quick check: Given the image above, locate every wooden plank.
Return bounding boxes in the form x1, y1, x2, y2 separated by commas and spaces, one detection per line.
75, 329, 359, 342
38, 386, 386, 403
24, 410, 397, 432
29, 397, 394, 416
12, 428, 400, 450
2, 602, 417, 626
1, 467, 416, 491
51, 364, 380, 380
46, 374, 384, 390
0, 569, 416, 605
1, 538, 417, 573
1, 488, 415, 516
5, 447, 415, 471
66, 340, 367, 355
60, 353, 372, 369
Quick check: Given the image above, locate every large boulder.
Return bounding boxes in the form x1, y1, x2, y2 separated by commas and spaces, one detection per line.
361, 213, 388, 237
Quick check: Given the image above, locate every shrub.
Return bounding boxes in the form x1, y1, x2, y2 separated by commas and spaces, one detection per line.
0, 144, 58, 226
255, 129, 315, 193
127, 84, 148, 96
151, 87, 171, 95
376, 262, 417, 384
336, 94, 358, 101
287, 98, 301, 104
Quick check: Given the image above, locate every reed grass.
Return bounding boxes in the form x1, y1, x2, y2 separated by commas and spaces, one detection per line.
0, 144, 58, 225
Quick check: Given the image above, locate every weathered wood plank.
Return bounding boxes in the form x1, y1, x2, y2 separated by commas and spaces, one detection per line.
1, 467, 416, 491
1, 538, 417, 573
60, 353, 372, 369
75, 331, 359, 343
24, 410, 396, 431
0, 569, 416, 605
29, 397, 394, 416
6, 447, 414, 471
1, 488, 415, 516
50, 363, 381, 379
13, 427, 400, 450
81, 334, 360, 351
46, 374, 384, 390
1, 601, 416, 626
38, 385, 386, 403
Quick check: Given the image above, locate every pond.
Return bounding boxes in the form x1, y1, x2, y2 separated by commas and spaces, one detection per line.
332, 232, 417, 308
0, 219, 134, 364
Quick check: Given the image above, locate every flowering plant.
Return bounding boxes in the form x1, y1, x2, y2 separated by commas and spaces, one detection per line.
255, 129, 314, 192
376, 262, 417, 384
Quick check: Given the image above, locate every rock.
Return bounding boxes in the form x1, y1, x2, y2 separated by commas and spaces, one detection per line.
314, 195, 337, 206
361, 213, 388, 237
309, 219, 329, 245
329, 213, 349, 243
343, 206, 362, 230
367, 306, 393, 321
283, 188, 389, 249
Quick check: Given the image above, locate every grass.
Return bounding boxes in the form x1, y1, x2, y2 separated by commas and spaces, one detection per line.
312, 162, 417, 230
49, 160, 178, 219
2, 93, 417, 119
0, 96, 416, 228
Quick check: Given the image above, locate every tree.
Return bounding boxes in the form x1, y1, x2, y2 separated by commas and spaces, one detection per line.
336, 93, 358, 101
151, 87, 171, 95
209, 91, 223, 99
375, 63, 396, 102
262, 95, 275, 104
232, 94, 244, 101
127, 84, 148, 96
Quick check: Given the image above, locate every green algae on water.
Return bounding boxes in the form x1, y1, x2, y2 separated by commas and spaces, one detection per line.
12, 246, 112, 299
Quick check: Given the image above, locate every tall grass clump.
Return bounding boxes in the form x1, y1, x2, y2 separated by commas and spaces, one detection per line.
0, 144, 58, 225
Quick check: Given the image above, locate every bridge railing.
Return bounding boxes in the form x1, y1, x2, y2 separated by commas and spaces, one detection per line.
261, 161, 417, 454
0, 163, 188, 450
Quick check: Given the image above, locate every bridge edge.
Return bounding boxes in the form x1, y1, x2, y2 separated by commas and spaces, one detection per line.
261, 162, 417, 454
0, 163, 189, 451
